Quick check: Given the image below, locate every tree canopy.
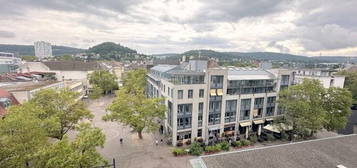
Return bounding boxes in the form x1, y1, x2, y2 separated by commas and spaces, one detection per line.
0, 89, 106, 167
86, 42, 147, 61
88, 70, 118, 95
29, 89, 93, 140
336, 70, 357, 104
278, 79, 352, 137
103, 69, 166, 139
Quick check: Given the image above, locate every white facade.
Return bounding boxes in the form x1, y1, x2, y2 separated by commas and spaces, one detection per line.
0, 52, 22, 73
294, 69, 345, 88
147, 61, 295, 146
34, 41, 53, 59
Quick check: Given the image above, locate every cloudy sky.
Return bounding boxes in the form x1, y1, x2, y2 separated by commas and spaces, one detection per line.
0, 0, 356, 56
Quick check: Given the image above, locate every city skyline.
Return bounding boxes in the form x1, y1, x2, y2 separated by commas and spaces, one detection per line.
0, 0, 356, 56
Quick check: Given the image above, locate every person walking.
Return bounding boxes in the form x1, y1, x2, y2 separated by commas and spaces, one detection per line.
120, 138, 123, 144
155, 140, 159, 146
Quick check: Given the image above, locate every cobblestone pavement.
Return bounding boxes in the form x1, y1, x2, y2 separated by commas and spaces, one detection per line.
86, 96, 193, 168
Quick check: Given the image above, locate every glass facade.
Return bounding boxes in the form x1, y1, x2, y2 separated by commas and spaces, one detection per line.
227, 80, 275, 95
240, 99, 251, 121
266, 96, 276, 116
177, 104, 192, 130
225, 100, 237, 123
253, 97, 264, 118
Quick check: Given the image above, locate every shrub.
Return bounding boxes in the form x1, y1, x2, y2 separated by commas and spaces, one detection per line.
218, 142, 230, 151
241, 139, 251, 146
205, 145, 221, 153
281, 131, 289, 141
197, 138, 204, 143
231, 140, 242, 148
267, 134, 276, 141
172, 148, 187, 156
249, 135, 258, 144
189, 142, 203, 156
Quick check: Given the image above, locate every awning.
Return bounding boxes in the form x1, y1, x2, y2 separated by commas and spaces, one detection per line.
239, 121, 252, 127
253, 119, 264, 124
216, 89, 223, 96
210, 89, 217, 96
266, 118, 274, 121
263, 124, 292, 133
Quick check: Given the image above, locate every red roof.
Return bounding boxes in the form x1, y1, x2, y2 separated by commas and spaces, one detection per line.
0, 89, 20, 116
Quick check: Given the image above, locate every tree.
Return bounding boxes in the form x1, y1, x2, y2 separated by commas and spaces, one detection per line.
323, 87, 352, 131
89, 85, 103, 99
21, 55, 37, 62
278, 79, 352, 137
29, 89, 93, 140
103, 69, 166, 139
0, 103, 47, 167
336, 70, 357, 104
88, 70, 118, 94
34, 124, 107, 168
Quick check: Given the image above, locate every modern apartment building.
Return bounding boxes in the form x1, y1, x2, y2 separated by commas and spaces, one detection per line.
294, 69, 345, 88
0, 52, 21, 73
147, 60, 295, 146
34, 41, 53, 59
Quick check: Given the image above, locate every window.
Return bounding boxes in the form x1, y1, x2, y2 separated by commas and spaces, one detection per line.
168, 101, 173, 126
198, 102, 203, 127
188, 89, 193, 98
208, 113, 221, 125
168, 87, 170, 96
197, 129, 202, 137
211, 75, 223, 88
178, 90, 183, 99
199, 89, 204, 98
177, 104, 192, 130
225, 100, 237, 123
240, 99, 251, 121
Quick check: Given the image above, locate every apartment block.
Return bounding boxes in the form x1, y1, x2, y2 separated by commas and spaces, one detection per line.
147, 60, 295, 146
34, 41, 53, 59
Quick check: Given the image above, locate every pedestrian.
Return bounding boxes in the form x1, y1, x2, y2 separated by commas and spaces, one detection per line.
160, 139, 163, 144
155, 140, 159, 146
120, 138, 123, 144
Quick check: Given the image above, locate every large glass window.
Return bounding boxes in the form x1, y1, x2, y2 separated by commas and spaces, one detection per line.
266, 97, 276, 117
240, 99, 251, 121
225, 100, 237, 123
253, 97, 264, 118
198, 102, 203, 127
168, 101, 172, 126
211, 75, 223, 88
177, 104, 192, 130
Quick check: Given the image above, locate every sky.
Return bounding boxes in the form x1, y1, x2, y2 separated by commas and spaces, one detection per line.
0, 0, 356, 56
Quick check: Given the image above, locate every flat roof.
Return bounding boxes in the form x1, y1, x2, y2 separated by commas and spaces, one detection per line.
200, 135, 357, 168
1, 81, 61, 92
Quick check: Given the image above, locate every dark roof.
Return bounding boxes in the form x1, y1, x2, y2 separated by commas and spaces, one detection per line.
201, 135, 357, 168
43, 61, 103, 71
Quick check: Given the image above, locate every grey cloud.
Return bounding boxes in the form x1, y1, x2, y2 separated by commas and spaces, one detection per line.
267, 41, 290, 53
189, 0, 292, 23
0, 0, 145, 17
0, 30, 16, 38
296, 24, 357, 51
295, 0, 357, 30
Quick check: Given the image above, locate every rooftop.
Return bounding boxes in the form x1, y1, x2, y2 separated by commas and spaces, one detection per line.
1, 81, 61, 92
200, 135, 357, 168
42, 61, 103, 71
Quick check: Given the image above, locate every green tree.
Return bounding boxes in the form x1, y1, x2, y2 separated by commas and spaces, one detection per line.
88, 70, 118, 94
323, 87, 352, 131
34, 124, 107, 168
278, 79, 327, 137
103, 69, 166, 139
89, 85, 103, 99
278, 79, 352, 137
336, 70, 357, 104
0, 103, 47, 167
29, 89, 93, 140
56, 55, 75, 61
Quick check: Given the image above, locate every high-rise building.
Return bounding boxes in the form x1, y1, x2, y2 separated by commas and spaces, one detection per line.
147, 59, 295, 146
34, 41, 53, 59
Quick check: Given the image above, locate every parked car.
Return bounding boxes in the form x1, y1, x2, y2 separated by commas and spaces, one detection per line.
351, 104, 357, 110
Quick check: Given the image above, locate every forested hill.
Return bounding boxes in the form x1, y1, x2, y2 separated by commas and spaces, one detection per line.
0, 44, 84, 56
153, 49, 357, 63
86, 42, 148, 61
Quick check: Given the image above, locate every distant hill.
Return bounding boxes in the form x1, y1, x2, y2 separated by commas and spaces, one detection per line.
0, 44, 84, 56
154, 50, 357, 63
87, 42, 148, 61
